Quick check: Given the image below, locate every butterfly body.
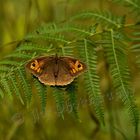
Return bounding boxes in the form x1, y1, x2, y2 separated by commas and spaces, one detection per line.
25, 55, 86, 86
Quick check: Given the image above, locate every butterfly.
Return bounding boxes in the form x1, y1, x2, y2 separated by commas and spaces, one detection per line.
25, 55, 86, 86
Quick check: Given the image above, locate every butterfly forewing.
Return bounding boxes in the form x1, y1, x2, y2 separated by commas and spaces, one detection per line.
25, 56, 86, 86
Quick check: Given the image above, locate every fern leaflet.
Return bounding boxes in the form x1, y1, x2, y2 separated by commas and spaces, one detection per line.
102, 29, 139, 132
77, 39, 104, 124
66, 83, 79, 119
52, 87, 65, 119
33, 78, 47, 113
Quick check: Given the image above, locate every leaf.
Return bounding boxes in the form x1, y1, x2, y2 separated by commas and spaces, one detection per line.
9, 73, 24, 105
17, 68, 32, 107
66, 83, 79, 119
70, 11, 124, 28
112, 0, 140, 15
33, 78, 47, 113
0, 77, 13, 100
77, 39, 104, 124
52, 87, 65, 119
102, 29, 139, 132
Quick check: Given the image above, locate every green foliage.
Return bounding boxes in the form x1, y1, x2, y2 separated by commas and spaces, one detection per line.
101, 30, 139, 132
76, 39, 104, 124
17, 68, 32, 106
69, 11, 125, 28
52, 87, 65, 119
112, 0, 140, 15
33, 78, 47, 113
131, 23, 140, 66
0, 4, 140, 135
66, 82, 79, 119
9, 73, 24, 105
0, 77, 13, 100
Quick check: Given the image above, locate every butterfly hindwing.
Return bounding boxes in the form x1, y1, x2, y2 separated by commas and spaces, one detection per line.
25, 56, 86, 86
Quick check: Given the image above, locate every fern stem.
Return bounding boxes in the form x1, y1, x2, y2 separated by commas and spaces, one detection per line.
110, 29, 139, 133
110, 29, 127, 95
84, 39, 95, 96
84, 39, 104, 124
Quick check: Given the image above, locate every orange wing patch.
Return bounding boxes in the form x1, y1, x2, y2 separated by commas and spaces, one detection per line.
30, 60, 43, 73
69, 60, 84, 74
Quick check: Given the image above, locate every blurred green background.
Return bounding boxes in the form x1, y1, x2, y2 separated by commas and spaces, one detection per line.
0, 0, 140, 140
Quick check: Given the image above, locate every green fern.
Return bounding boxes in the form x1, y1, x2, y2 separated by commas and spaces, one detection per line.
66, 82, 79, 119
0, 66, 10, 73
36, 23, 97, 37
5, 52, 32, 59
25, 33, 70, 44
112, 0, 140, 15
0, 60, 20, 66
33, 78, 47, 113
0, 7, 139, 134
131, 24, 140, 67
70, 11, 124, 28
16, 43, 53, 54
0, 77, 13, 100
9, 73, 24, 105
75, 39, 105, 124
102, 30, 139, 132
17, 68, 32, 106
52, 87, 65, 119
60, 44, 75, 57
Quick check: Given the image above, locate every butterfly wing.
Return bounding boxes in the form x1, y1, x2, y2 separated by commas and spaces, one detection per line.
38, 61, 56, 86
26, 56, 56, 85
55, 57, 86, 86
60, 57, 86, 76
55, 60, 74, 86
26, 56, 86, 86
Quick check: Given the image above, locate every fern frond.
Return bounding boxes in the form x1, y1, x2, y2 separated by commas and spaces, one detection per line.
36, 23, 59, 34
102, 29, 139, 132
0, 77, 13, 100
37, 23, 96, 36
131, 24, 140, 66
61, 24, 96, 36
60, 25, 97, 56
66, 83, 79, 119
77, 39, 104, 124
0, 66, 10, 73
52, 87, 65, 119
16, 43, 53, 53
9, 73, 24, 105
112, 0, 140, 15
33, 78, 47, 113
25, 33, 70, 44
60, 44, 75, 56
5, 52, 32, 59
17, 68, 32, 106
0, 60, 20, 66
70, 11, 124, 28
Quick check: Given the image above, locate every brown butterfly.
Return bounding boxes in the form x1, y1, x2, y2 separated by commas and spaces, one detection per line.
25, 55, 86, 86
